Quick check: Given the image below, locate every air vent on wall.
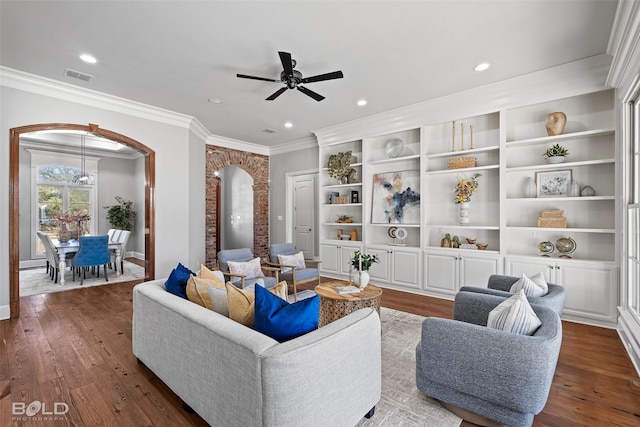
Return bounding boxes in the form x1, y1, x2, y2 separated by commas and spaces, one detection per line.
64, 68, 93, 82
263, 128, 278, 134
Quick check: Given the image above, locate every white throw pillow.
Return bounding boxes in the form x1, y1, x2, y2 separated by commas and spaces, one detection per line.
277, 251, 306, 273
208, 285, 230, 317
227, 257, 265, 283
509, 272, 548, 297
487, 290, 542, 335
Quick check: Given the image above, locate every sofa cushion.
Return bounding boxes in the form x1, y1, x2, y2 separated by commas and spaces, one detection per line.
207, 284, 231, 317
509, 272, 548, 297
254, 284, 320, 342
227, 257, 265, 283
226, 283, 255, 327
186, 276, 224, 310
277, 251, 306, 273
164, 263, 194, 299
269, 280, 289, 300
487, 290, 542, 335
197, 264, 225, 285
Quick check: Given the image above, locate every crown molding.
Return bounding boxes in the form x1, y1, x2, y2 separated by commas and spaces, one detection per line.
0, 66, 194, 128
206, 134, 270, 156
606, 0, 640, 99
314, 54, 612, 146
269, 135, 318, 156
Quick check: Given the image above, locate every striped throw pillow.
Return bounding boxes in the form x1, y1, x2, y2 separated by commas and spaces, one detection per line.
487, 290, 542, 335
509, 272, 548, 297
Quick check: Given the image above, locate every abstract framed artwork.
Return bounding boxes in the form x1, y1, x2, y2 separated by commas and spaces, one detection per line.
536, 169, 572, 197
371, 170, 421, 224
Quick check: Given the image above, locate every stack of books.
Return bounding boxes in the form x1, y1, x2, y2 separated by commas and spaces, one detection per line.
537, 209, 567, 228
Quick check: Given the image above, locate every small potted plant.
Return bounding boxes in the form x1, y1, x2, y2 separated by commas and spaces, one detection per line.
543, 144, 569, 164
336, 214, 353, 223
327, 151, 354, 184
350, 250, 380, 288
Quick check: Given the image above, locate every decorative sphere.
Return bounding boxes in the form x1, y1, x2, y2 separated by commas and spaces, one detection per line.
538, 241, 554, 255
556, 237, 576, 257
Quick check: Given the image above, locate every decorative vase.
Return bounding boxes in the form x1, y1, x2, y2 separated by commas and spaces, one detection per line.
545, 112, 567, 136
568, 180, 581, 197
523, 177, 537, 198
353, 270, 370, 289
459, 202, 471, 225
58, 223, 70, 243
339, 175, 349, 185
348, 168, 358, 184
546, 156, 566, 164
581, 185, 596, 197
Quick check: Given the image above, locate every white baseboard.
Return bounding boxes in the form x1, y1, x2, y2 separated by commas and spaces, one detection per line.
617, 308, 640, 378
128, 251, 144, 260
19, 259, 46, 269
0, 305, 10, 320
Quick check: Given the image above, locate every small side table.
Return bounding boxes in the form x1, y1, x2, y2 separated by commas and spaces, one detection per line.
314, 281, 383, 327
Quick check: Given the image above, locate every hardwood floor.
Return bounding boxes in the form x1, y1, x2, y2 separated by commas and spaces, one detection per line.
1, 275, 639, 426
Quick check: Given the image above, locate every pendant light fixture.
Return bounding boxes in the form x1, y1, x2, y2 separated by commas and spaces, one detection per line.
76, 133, 90, 184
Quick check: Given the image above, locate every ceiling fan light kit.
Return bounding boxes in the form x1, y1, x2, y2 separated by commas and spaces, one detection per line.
237, 51, 343, 101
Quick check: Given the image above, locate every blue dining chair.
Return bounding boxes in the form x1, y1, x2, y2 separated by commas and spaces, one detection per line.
72, 235, 111, 285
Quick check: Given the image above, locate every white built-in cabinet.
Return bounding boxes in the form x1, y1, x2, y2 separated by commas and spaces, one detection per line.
318, 88, 618, 326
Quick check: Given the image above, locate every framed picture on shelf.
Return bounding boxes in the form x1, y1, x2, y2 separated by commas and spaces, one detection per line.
536, 169, 571, 198
371, 170, 421, 224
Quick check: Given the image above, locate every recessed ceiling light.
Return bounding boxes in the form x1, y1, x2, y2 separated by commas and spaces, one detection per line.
357, 99, 368, 106
80, 54, 97, 64
208, 98, 222, 104
284, 122, 293, 128
474, 62, 491, 72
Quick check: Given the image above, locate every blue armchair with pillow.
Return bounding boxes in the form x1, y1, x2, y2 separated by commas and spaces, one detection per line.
217, 248, 279, 289
459, 273, 566, 315
268, 243, 320, 301
416, 291, 562, 427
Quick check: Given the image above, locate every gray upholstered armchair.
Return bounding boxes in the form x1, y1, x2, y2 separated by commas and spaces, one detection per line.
416, 291, 562, 427
216, 248, 280, 289
459, 274, 566, 315
268, 243, 320, 301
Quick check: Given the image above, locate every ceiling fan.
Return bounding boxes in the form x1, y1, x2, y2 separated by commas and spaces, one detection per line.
237, 51, 343, 101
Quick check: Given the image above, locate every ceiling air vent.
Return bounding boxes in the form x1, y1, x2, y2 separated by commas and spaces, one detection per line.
263, 128, 278, 134
64, 68, 93, 82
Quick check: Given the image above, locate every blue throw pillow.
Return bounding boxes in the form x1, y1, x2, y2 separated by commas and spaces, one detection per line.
164, 264, 194, 299
254, 284, 319, 342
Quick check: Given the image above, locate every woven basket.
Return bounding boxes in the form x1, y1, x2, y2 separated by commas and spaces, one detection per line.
447, 156, 477, 169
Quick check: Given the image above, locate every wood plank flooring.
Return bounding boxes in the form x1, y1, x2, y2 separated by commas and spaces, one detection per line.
1, 274, 639, 426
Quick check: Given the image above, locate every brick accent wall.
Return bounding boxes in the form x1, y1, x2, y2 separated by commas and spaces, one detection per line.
205, 145, 269, 267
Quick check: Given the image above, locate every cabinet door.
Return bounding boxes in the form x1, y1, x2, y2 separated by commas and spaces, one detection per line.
367, 248, 391, 283
460, 254, 499, 288
558, 262, 618, 324
391, 249, 421, 288
504, 258, 556, 283
425, 252, 458, 295
339, 245, 361, 276
320, 244, 339, 274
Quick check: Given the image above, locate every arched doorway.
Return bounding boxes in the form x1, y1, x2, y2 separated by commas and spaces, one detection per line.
9, 123, 156, 319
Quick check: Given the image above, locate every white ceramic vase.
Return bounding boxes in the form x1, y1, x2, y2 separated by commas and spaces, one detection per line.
546, 156, 566, 164
523, 177, 537, 198
459, 202, 471, 225
353, 270, 370, 289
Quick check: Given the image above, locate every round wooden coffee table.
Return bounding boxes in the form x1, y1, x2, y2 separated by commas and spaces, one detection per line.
314, 281, 383, 327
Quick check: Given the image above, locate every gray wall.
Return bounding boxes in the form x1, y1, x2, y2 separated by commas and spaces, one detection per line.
269, 145, 319, 247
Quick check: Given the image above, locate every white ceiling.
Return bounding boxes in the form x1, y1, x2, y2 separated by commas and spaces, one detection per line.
0, 0, 618, 148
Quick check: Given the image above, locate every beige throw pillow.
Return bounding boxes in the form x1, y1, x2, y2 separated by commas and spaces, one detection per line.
186, 276, 222, 310
198, 264, 225, 286
226, 283, 255, 327
270, 281, 289, 300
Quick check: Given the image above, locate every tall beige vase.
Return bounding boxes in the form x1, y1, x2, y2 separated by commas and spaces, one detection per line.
545, 112, 567, 136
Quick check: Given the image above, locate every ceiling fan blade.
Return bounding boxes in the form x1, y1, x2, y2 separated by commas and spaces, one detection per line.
237, 73, 278, 83
266, 87, 288, 101
297, 86, 325, 101
278, 51, 294, 77
300, 70, 344, 84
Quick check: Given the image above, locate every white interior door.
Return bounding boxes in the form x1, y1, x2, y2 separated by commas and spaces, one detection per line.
293, 174, 316, 259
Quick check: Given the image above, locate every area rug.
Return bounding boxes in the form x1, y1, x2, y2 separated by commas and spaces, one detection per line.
356, 307, 462, 427
19, 260, 145, 297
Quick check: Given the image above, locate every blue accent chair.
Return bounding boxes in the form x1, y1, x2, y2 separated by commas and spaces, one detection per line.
72, 235, 111, 285
416, 291, 562, 427
268, 243, 320, 301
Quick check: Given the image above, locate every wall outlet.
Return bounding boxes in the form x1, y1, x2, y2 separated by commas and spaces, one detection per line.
277, 215, 283, 221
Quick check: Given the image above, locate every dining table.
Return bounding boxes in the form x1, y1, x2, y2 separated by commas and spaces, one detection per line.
51, 238, 123, 286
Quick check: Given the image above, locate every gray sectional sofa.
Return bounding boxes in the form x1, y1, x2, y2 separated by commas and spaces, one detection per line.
132, 279, 381, 427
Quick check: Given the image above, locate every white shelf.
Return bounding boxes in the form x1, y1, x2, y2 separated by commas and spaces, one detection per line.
367, 154, 420, 165
506, 226, 615, 234
505, 128, 615, 148
425, 164, 499, 175
505, 158, 615, 173
322, 203, 363, 207
323, 222, 363, 226
424, 145, 500, 159
426, 224, 500, 230
323, 183, 363, 189
425, 245, 500, 255
369, 223, 420, 228
506, 196, 614, 202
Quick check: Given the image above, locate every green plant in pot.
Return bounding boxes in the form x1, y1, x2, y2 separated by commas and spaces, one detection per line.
104, 196, 136, 231
327, 151, 354, 183
543, 144, 569, 164
350, 250, 379, 289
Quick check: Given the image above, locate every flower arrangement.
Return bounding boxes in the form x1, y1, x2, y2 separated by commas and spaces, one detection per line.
104, 196, 136, 231
350, 250, 380, 271
54, 209, 90, 224
454, 173, 482, 204
327, 151, 354, 181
